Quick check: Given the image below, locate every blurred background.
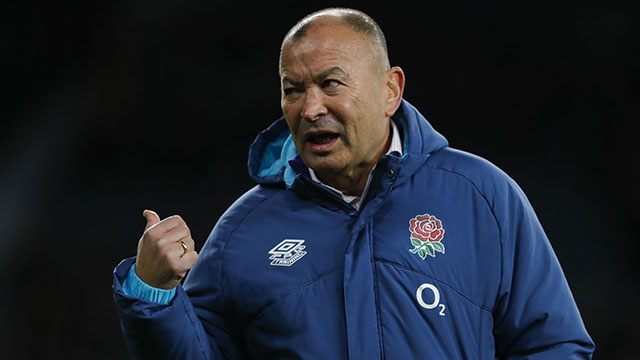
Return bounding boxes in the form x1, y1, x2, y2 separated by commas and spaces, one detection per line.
1, 0, 637, 358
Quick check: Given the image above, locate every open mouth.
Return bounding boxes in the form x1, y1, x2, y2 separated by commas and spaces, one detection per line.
306, 132, 339, 145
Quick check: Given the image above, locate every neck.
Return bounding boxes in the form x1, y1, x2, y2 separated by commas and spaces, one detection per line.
315, 165, 374, 197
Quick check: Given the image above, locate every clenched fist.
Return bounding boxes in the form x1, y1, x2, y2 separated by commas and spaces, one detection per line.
135, 210, 199, 289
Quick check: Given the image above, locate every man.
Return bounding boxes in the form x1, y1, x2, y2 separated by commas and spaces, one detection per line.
113, 8, 594, 359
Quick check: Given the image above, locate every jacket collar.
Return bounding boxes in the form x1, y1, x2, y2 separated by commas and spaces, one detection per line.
247, 99, 449, 188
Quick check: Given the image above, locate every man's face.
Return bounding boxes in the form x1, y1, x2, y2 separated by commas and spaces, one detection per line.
279, 21, 390, 179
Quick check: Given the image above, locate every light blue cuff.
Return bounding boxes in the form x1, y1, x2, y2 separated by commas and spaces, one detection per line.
122, 263, 176, 305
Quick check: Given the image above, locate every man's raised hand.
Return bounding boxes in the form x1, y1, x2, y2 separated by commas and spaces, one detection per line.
135, 210, 199, 289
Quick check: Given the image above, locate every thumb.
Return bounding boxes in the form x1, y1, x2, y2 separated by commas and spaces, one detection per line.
143, 209, 161, 231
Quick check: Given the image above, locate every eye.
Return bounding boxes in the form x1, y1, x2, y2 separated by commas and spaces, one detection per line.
283, 87, 303, 96
322, 79, 341, 88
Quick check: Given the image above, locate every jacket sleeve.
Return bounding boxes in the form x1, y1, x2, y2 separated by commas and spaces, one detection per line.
113, 216, 248, 360
122, 263, 176, 304
113, 257, 218, 359
491, 177, 595, 359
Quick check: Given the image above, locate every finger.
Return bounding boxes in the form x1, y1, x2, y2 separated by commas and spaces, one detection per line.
175, 238, 194, 255
143, 209, 161, 232
146, 215, 186, 236
159, 224, 191, 245
177, 250, 199, 272
165, 236, 195, 253
180, 236, 195, 252
166, 238, 195, 259
166, 240, 189, 260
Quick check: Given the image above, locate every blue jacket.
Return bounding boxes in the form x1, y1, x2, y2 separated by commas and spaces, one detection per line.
113, 100, 594, 359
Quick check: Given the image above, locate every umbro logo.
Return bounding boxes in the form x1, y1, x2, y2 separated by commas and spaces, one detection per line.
268, 239, 307, 266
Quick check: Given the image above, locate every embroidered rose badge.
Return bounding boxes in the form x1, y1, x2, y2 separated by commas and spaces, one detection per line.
409, 213, 445, 259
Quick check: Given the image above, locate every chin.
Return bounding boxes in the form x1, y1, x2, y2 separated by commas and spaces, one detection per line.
303, 155, 345, 175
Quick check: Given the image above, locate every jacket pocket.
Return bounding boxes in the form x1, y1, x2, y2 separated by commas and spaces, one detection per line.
375, 260, 486, 359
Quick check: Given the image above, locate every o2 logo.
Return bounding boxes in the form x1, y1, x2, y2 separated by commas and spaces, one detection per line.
416, 283, 446, 316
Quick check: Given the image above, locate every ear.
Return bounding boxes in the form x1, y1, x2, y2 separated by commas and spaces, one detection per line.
383, 66, 405, 118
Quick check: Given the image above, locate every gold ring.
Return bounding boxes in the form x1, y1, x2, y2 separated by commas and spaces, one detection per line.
179, 240, 189, 254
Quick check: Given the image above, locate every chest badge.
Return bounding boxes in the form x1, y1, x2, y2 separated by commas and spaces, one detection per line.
409, 213, 445, 260
268, 239, 307, 266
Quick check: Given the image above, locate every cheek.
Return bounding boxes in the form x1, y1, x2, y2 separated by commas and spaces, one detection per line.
336, 92, 365, 129
342, 88, 366, 113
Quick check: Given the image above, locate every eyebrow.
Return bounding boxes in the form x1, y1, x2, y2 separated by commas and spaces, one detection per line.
313, 67, 347, 83
282, 66, 348, 86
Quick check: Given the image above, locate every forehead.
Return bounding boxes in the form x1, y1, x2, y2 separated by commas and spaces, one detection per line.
280, 22, 374, 77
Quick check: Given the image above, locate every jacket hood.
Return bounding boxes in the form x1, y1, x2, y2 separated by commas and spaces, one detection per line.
247, 99, 448, 187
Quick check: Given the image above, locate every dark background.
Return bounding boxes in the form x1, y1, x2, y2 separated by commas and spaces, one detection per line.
1, 1, 637, 358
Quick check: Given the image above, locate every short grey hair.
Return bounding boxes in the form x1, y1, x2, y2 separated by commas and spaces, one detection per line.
279, 8, 390, 73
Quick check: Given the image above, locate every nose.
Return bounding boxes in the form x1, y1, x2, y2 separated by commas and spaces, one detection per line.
300, 87, 328, 122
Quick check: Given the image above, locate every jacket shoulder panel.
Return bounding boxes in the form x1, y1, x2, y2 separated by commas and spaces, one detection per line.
211, 184, 283, 245
426, 147, 516, 205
